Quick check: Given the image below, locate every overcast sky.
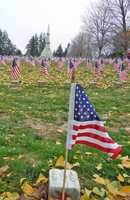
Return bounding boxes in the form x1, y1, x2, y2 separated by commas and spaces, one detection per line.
0, 0, 97, 54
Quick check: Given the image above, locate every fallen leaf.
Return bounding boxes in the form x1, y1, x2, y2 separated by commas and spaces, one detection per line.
0, 165, 10, 176
80, 194, 90, 200
96, 163, 102, 170
117, 174, 124, 182
20, 178, 27, 185
57, 129, 62, 133
84, 188, 92, 197
76, 151, 81, 154
21, 181, 35, 196
6, 172, 13, 177
117, 164, 124, 169
93, 176, 105, 185
56, 141, 61, 145
55, 156, 64, 167
123, 173, 130, 178
3, 157, 11, 162
32, 182, 47, 199
36, 173, 48, 184
92, 187, 106, 197
122, 160, 130, 168
85, 152, 92, 155
18, 154, 24, 159
74, 156, 79, 160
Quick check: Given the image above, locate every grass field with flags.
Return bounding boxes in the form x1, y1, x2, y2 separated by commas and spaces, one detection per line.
0, 57, 130, 199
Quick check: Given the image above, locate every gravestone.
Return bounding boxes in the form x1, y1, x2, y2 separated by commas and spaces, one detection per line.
64, 81, 71, 86
112, 70, 117, 73
11, 80, 19, 85
89, 82, 97, 86
84, 70, 88, 73
48, 169, 80, 200
28, 69, 33, 72
114, 82, 123, 87
0, 68, 4, 71
38, 81, 45, 86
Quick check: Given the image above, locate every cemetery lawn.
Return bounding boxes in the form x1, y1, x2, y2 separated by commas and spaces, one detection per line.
0, 59, 130, 199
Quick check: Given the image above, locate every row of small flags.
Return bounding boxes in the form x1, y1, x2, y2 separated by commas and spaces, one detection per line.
0, 56, 129, 82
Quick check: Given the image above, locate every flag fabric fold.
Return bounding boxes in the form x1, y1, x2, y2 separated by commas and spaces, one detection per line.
29, 57, 35, 67
41, 59, 51, 79
11, 59, 21, 79
66, 83, 122, 159
117, 64, 128, 82
99, 59, 105, 71
94, 61, 103, 81
1, 56, 6, 66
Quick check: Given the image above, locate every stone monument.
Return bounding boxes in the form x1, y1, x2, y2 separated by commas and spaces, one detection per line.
40, 25, 53, 58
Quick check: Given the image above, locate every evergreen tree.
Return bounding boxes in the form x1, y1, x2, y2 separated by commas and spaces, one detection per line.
55, 44, 63, 57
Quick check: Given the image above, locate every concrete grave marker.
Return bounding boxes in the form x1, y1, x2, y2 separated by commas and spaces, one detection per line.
38, 80, 45, 86
89, 82, 97, 86
114, 82, 123, 87
48, 169, 80, 200
11, 80, 19, 85
64, 81, 71, 86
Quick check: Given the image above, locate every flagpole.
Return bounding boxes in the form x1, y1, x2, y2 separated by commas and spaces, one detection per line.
62, 68, 75, 200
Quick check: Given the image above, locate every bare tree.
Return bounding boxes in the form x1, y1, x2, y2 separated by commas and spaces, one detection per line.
82, 0, 112, 58
67, 32, 87, 57
105, 0, 130, 57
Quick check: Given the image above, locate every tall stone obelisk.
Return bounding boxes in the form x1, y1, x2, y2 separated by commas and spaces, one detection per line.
40, 24, 53, 58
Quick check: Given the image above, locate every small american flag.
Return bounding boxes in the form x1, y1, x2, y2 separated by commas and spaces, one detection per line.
99, 59, 105, 71
114, 59, 120, 70
67, 59, 78, 79
117, 64, 128, 82
41, 60, 51, 79
127, 59, 130, 70
1, 56, 6, 66
57, 58, 64, 68
66, 83, 122, 159
94, 61, 103, 81
29, 57, 35, 67
87, 58, 92, 70
11, 59, 21, 79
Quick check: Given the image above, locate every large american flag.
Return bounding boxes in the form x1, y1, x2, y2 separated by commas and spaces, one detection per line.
94, 61, 103, 81
66, 83, 122, 159
41, 60, 51, 79
117, 64, 128, 82
67, 59, 78, 79
11, 59, 21, 79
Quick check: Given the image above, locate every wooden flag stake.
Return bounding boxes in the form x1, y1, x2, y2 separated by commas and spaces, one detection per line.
62, 68, 75, 200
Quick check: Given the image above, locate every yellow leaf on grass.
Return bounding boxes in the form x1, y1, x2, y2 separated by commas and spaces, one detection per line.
36, 173, 48, 184
21, 181, 35, 195
57, 129, 62, 133
123, 173, 130, 178
55, 156, 64, 167
93, 177, 105, 185
117, 164, 124, 169
92, 187, 106, 197
3, 157, 11, 162
74, 156, 79, 160
76, 151, 81, 154
120, 155, 129, 161
20, 178, 26, 185
6, 172, 13, 177
122, 160, 130, 168
18, 154, 24, 159
85, 152, 92, 155
84, 188, 92, 197
72, 162, 80, 168
96, 163, 102, 170
80, 194, 90, 200
117, 174, 124, 182
56, 141, 61, 145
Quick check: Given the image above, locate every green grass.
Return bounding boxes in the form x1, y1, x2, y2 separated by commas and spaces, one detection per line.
0, 59, 130, 199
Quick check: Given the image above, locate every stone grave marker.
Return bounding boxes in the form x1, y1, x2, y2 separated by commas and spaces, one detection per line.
11, 80, 19, 85
48, 169, 80, 200
38, 80, 45, 86
64, 81, 71, 86
89, 82, 97, 87
114, 82, 123, 87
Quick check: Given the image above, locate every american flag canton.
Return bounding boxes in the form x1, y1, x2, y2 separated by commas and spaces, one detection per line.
74, 85, 100, 122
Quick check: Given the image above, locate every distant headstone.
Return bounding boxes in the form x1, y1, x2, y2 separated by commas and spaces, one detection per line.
48, 169, 80, 200
89, 82, 97, 86
64, 81, 71, 86
114, 82, 123, 87
0, 68, 4, 71
84, 70, 88, 73
11, 80, 19, 85
56, 69, 61, 72
112, 70, 117, 73
38, 81, 45, 86
126, 70, 130, 73
28, 69, 33, 72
